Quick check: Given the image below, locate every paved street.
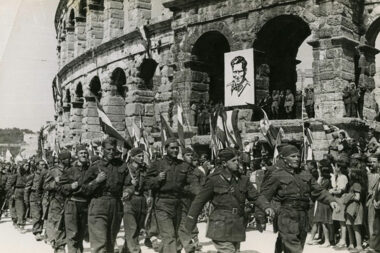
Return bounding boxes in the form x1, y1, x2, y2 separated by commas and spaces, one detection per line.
0, 217, 353, 253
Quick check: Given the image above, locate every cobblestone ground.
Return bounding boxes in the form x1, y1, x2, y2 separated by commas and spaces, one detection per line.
0, 216, 352, 253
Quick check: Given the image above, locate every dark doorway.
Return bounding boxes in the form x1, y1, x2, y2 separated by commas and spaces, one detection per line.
110, 68, 126, 97
89, 76, 101, 101
254, 15, 311, 119
192, 31, 230, 105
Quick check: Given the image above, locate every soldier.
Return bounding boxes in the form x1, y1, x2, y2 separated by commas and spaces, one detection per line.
343, 84, 352, 117
81, 137, 128, 253
260, 144, 339, 253
350, 82, 358, 117
145, 138, 199, 253
184, 148, 273, 253
5, 163, 17, 227
58, 145, 90, 253
13, 162, 28, 232
27, 159, 48, 241
121, 147, 148, 253
45, 151, 71, 253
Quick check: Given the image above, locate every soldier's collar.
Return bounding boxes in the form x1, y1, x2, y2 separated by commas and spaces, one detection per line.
220, 168, 239, 183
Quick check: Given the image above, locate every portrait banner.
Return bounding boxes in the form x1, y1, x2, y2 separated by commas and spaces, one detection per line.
224, 48, 255, 107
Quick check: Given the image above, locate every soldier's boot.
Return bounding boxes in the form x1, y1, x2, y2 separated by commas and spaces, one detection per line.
35, 233, 43, 241
19, 225, 26, 233
54, 246, 66, 253
144, 237, 153, 248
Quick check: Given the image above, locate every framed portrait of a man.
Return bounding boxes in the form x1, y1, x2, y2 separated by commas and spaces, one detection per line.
224, 48, 255, 107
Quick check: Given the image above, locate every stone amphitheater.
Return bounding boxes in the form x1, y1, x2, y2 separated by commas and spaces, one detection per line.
49, 0, 380, 158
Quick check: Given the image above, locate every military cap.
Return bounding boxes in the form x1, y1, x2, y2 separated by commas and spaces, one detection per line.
318, 159, 331, 169
183, 147, 194, 154
76, 144, 88, 153
130, 147, 144, 157
102, 136, 117, 147
164, 137, 178, 147
278, 144, 299, 157
58, 151, 71, 160
336, 154, 349, 167
218, 148, 237, 162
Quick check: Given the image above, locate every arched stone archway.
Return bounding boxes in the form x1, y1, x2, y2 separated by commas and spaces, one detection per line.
89, 76, 102, 101
191, 31, 230, 106
83, 76, 103, 140
101, 68, 127, 133
75, 82, 84, 100
253, 15, 311, 119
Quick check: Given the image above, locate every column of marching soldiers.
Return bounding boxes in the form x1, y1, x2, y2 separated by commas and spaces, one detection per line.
4, 133, 380, 253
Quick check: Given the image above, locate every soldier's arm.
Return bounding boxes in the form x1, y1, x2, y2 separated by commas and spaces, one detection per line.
259, 172, 280, 202
80, 165, 101, 196
310, 175, 335, 205
246, 179, 271, 211
186, 167, 201, 196
43, 171, 57, 191
144, 161, 161, 190
57, 169, 74, 196
185, 177, 214, 230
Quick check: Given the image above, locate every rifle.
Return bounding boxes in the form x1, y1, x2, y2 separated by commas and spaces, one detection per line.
24, 207, 30, 220
57, 209, 65, 231
42, 195, 51, 220
0, 196, 8, 220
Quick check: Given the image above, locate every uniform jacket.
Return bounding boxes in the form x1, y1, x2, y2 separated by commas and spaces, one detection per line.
145, 156, 200, 198
122, 162, 147, 199
186, 167, 270, 242
44, 165, 65, 202
260, 160, 335, 208
58, 161, 89, 201
343, 87, 352, 104
82, 158, 128, 198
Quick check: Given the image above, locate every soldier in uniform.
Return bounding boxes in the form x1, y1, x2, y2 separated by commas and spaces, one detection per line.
45, 151, 71, 253
27, 159, 48, 241
13, 162, 28, 232
121, 147, 148, 253
81, 137, 128, 253
6, 163, 17, 227
145, 138, 199, 253
343, 84, 352, 117
58, 145, 90, 253
185, 148, 274, 253
260, 144, 339, 253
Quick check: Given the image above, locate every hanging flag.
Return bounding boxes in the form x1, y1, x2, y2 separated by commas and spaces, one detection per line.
303, 126, 314, 162
5, 149, 13, 163
97, 103, 133, 149
177, 104, 186, 148
272, 127, 285, 164
246, 103, 278, 148
160, 114, 175, 151
225, 110, 243, 150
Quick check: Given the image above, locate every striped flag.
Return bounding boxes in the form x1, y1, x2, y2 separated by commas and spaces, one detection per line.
177, 104, 186, 148
97, 103, 133, 149
303, 126, 314, 161
225, 110, 243, 150
160, 114, 175, 151
246, 103, 278, 148
272, 127, 285, 164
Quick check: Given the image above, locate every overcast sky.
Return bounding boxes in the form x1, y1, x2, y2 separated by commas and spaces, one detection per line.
0, 0, 59, 132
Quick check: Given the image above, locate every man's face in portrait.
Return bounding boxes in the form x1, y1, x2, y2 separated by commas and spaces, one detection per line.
232, 62, 245, 84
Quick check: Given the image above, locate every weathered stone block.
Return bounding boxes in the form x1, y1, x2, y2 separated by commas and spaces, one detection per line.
83, 117, 100, 125
145, 104, 155, 116
102, 96, 126, 106
125, 103, 144, 116
103, 105, 125, 115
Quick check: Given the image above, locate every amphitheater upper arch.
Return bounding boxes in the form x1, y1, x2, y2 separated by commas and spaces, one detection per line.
248, 5, 317, 37
181, 21, 235, 55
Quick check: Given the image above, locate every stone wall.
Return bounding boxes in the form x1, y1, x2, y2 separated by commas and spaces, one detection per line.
52, 0, 380, 151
